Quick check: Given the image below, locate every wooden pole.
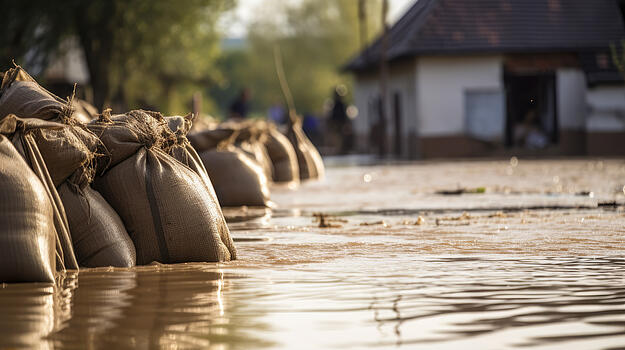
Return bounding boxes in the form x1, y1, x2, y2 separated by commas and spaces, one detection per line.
378, 0, 390, 157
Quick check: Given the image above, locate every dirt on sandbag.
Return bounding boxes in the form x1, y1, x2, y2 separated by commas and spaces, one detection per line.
0, 66, 66, 121
165, 114, 237, 258
57, 182, 136, 268
263, 124, 299, 183
0, 115, 79, 273
286, 116, 324, 180
89, 110, 236, 264
0, 135, 56, 283
199, 146, 271, 207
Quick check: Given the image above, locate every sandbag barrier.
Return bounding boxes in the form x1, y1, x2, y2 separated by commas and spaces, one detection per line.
88, 110, 236, 265
0, 64, 326, 283
0, 66, 236, 283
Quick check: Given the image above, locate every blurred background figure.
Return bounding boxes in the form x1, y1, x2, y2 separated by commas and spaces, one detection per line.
229, 88, 250, 120
327, 85, 354, 154
268, 103, 286, 125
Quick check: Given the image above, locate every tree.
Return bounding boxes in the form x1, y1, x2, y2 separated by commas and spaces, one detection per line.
1, 0, 233, 113
214, 0, 382, 117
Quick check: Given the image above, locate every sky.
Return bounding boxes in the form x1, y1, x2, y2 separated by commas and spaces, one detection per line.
220, 0, 418, 38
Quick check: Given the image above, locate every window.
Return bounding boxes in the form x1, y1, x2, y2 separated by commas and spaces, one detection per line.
464, 89, 505, 142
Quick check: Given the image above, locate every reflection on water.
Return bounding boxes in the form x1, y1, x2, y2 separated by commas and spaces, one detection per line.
2, 256, 625, 349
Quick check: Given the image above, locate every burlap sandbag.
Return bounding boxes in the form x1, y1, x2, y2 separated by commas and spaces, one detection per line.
165, 114, 237, 258
57, 182, 136, 268
0, 66, 66, 121
263, 125, 300, 183
20, 113, 135, 268
0, 135, 56, 283
199, 146, 270, 207
89, 110, 235, 264
31, 124, 96, 187
0, 115, 79, 273
286, 116, 324, 180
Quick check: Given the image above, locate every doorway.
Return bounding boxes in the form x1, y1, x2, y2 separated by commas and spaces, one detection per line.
393, 92, 402, 156
504, 73, 558, 148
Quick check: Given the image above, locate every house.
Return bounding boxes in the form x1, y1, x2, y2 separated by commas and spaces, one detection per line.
345, 0, 625, 158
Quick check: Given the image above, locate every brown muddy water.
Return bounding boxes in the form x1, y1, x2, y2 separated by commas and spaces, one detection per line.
2, 159, 625, 349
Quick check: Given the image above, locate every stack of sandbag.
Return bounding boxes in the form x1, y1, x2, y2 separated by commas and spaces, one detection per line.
189, 123, 271, 207
285, 115, 324, 180
0, 66, 136, 268
0, 133, 56, 283
88, 110, 236, 264
0, 115, 77, 281
262, 122, 300, 184
34, 123, 136, 268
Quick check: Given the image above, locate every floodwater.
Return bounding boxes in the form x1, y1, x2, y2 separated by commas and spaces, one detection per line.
2, 159, 625, 349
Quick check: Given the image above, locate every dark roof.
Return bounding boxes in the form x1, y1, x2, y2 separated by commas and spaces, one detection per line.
580, 50, 625, 85
346, 0, 625, 72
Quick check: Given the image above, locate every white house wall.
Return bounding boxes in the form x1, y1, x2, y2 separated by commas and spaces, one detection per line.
556, 68, 587, 130
416, 55, 503, 137
352, 75, 378, 152
352, 62, 418, 154
586, 85, 625, 132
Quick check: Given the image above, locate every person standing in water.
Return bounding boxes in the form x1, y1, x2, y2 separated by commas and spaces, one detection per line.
328, 85, 353, 154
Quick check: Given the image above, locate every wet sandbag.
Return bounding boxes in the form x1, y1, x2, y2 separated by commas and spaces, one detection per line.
57, 183, 136, 268
0, 135, 56, 283
286, 116, 324, 180
0, 66, 66, 120
263, 125, 299, 183
165, 114, 237, 257
199, 146, 270, 207
89, 110, 235, 264
0, 115, 79, 271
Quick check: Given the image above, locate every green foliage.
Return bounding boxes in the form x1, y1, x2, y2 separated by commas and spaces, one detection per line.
1, 0, 233, 114
610, 40, 625, 80
0, 1, 69, 72
214, 0, 382, 116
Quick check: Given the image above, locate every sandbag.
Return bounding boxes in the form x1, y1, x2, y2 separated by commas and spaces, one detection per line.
199, 147, 270, 207
0, 67, 66, 121
286, 116, 324, 180
237, 138, 273, 181
263, 125, 300, 183
58, 183, 136, 268
21, 114, 135, 268
89, 110, 235, 264
0, 115, 79, 271
188, 128, 236, 153
31, 125, 96, 187
0, 135, 56, 283
165, 114, 237, 257
72, 99, 98, 124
